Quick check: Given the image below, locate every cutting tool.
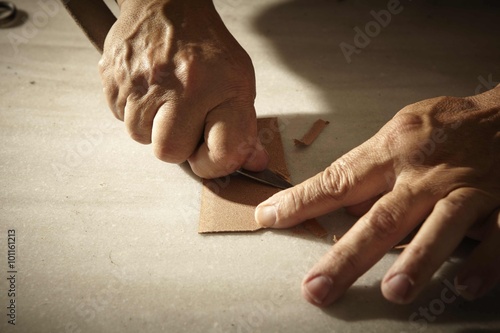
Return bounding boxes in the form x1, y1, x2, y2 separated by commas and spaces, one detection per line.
236, 169, 293, 190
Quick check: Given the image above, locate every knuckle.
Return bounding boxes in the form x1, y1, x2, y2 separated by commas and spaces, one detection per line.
175, 47, 204, 89
124, 107, 153, 144
382, 113, 424, 152
153, 144, 187, 164
430, 96, 476, 113
280, 188, 307, 219
98, 58, 114, 80
402, 243, 435, 274
435, 197, 466, 219
129, 79, 149, 96
320, 159, 355, 201
390, 113, 424, 132
128, 130, 151, 145
327, 243, 362, 276
109, 101, 124, 121
97, 57, 106, 73
110, 107, 123, 121
114, 107, 125, 122
210, 147, 245, 174
150, 64, 172, 86
367, 208, 400, 239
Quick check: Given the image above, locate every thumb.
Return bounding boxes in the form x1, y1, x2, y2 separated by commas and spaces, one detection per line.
254, 145, 391, 228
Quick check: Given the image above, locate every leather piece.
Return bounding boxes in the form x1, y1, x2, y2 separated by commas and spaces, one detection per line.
61, 0, 116, 54
294, 119, 330, 146
199, 117, 288, 233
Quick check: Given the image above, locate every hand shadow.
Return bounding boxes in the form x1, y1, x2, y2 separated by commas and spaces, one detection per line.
253, 0, 500, 123
251, 0, 500, 328
320, 238, 500, 327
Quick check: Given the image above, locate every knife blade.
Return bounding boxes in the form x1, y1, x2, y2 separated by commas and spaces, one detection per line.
236, 168, 293, 190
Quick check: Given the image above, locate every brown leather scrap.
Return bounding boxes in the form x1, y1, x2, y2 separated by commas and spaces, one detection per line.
294, 119, 330, 146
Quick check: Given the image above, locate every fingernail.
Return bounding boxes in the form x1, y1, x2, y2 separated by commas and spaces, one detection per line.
384, 274, 413, 303
461, 276, 483, 300
255, 204, 277, 227
303, 275, 333, 305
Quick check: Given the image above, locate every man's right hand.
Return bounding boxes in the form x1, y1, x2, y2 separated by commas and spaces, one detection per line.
98, 0, 269, 178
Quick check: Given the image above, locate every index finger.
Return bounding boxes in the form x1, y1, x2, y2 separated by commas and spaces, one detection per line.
254, 137, 392, 228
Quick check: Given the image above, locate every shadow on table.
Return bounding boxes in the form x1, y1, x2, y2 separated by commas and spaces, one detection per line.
318, 238, 500, 328
321, 277, 500, 328
252, 0, 500, 119
250, 1, 500, 327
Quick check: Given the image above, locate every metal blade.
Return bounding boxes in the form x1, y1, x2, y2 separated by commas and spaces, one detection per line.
236, 169, 293, 190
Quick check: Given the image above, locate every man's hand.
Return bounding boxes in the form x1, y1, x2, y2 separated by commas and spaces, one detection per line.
255, 86, 500, 306
98, 0, 268, 178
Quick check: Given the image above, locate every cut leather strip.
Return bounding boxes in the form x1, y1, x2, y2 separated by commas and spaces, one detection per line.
199, 117, 289, 233
294, 119, 330, 146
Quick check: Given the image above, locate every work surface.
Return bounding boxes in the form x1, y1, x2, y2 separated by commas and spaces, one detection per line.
1, 0, 499, 332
